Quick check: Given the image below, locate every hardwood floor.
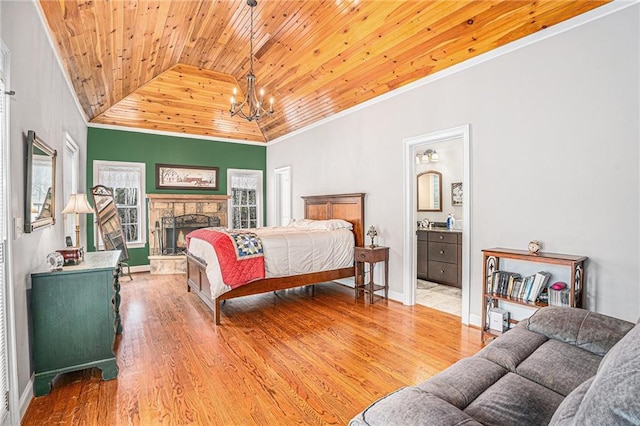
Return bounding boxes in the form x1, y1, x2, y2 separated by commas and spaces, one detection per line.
22, 273, 483, 425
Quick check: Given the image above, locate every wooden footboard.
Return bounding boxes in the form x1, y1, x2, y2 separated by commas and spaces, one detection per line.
187, 253, 354, 324
186, 193, 365, 325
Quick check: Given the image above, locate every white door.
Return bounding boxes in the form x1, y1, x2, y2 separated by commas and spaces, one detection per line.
274, 166, 291, 226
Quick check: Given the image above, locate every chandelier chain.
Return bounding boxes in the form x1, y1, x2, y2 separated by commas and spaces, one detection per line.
249, 2, 254, 74
229, 0, 274, 122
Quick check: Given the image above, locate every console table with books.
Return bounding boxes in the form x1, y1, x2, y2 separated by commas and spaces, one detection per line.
481, 248, 586, 342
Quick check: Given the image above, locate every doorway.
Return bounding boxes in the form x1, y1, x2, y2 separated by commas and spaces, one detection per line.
273, 166, 291, 227
403, 125, 471, 324
415, 138, 464, 316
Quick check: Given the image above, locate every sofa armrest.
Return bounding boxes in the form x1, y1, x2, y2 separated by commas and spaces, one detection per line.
525, 307, 635, 356
349, 387, 483, 426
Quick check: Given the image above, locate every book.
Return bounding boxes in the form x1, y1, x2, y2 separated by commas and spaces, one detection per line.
487, 271, 521, 296
519, 275, 534, 300
527, 272, 551, 302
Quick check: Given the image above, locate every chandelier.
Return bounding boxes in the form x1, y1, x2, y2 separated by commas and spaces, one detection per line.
230, 0, 274, 122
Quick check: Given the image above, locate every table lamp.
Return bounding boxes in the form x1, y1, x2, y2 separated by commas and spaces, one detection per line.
61, 193, 94, 247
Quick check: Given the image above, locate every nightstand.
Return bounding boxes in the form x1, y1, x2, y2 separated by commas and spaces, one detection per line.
354, 246, 389, 303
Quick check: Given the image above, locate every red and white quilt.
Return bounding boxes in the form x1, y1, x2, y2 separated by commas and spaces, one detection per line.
186, 228, 265, 288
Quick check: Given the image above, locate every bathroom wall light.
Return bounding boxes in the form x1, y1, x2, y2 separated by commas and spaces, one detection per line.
416, 149, 440, 164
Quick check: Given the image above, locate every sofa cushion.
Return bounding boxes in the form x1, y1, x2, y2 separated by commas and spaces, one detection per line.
476, 325, 548, 372
570, 323, 640, 425
464, 372, 564, 426
526, 307, 635, 356
516, 339, 601, 396
416, 357, 507, 408
548, 377, 594, 425
350, 387, 483, 426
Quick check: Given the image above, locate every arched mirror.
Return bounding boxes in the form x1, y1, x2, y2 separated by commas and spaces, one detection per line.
25, 130, 56, 233
417, 170, 442, 212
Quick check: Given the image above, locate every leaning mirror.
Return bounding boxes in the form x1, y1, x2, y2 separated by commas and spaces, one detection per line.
417, 170, 442, 212
25, 130, 56, 233
91, 185, 129, 262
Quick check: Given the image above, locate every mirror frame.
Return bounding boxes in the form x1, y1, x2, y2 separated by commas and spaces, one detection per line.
25, 130, 57, 233
417, 170, 442, 212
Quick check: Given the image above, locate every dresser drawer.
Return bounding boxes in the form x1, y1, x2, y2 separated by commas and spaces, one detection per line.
428, 231, 458, 244
428, 242, 458, 264
427, 261, 458, 285
355, 247, 388, 263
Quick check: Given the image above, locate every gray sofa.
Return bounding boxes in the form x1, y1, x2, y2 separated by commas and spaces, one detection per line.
350, 307, 640, 425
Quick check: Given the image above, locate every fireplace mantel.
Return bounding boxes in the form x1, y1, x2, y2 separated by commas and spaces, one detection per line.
147, 194, 230, 203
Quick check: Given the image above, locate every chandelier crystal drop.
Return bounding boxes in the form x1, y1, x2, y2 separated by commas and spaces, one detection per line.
229, 0, 274, 122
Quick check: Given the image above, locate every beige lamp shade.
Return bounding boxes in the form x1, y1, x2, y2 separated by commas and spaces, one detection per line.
62, 193, 94, 247
61, 193, 94, 215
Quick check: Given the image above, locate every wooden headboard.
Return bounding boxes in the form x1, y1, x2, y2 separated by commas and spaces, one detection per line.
301, 193, 365, 247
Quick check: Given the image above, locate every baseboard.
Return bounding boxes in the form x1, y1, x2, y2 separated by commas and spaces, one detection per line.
469, 313, 482, 328
387, 289, 403, 302
129, 265, 150, 273
334, 277, 354, 287
19, 376, 33, 421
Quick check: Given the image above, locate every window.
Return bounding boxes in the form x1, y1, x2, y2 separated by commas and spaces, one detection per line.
62, 133, 80, 239
228, 169, 263, 229
93, 161, 146, 248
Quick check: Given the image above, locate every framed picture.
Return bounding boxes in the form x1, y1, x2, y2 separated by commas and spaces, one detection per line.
451, 182, 463, 206
156, 163, 219, 190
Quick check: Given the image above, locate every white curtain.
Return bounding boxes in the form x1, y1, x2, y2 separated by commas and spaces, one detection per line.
231, 174, 258, 190
97, 165, 141, 190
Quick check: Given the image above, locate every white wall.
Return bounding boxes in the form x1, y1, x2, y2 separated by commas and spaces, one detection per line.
267, 5, 640, 323
1, 0, 87, 402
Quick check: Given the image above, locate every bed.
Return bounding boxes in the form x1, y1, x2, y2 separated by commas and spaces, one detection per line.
186, 193, 365, 324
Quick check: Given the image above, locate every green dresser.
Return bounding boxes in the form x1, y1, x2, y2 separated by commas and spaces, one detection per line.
30, 251, 122, 396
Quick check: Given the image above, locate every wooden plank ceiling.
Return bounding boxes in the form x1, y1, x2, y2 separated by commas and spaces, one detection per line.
39, 0, 609, 143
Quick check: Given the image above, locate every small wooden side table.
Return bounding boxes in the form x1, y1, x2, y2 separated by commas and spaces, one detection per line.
354, 246, 389, 303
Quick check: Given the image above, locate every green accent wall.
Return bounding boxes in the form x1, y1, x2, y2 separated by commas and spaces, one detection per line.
86, 127, 267, 266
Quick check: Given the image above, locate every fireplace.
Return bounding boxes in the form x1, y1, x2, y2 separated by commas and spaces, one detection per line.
147, 193, 230, 274
161, 214, 219, 255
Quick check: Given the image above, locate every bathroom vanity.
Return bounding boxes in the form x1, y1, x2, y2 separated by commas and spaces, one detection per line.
417, 229, 462, 288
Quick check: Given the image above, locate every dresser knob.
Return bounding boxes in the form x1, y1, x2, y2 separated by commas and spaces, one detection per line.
360, 253, 366, 258
440, 250, 444, 254
439, 235, 444, 239
440, 270, 445, 274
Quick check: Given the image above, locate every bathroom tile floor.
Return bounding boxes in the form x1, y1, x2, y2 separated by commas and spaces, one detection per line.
416, 279, 462, 317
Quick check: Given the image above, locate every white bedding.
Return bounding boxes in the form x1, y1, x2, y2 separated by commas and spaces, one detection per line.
187, 226, 355, 300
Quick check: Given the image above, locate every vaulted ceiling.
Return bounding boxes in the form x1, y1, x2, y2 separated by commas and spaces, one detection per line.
39, 0, 609, 143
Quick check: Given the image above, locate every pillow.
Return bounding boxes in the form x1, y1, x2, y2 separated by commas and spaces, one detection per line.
286, 218, 353, 230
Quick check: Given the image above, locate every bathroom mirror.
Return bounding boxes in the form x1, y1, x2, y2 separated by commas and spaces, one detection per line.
25, 130, 57, 233
417, 170, 442, 212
